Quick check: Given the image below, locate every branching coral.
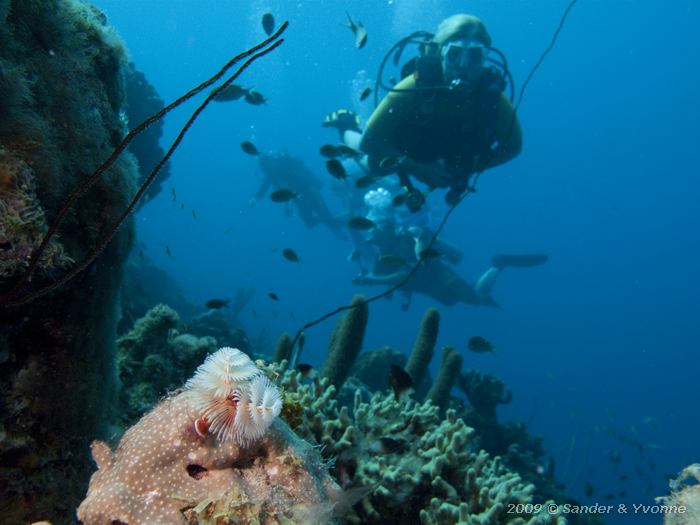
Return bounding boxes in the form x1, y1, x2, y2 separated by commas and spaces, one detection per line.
273, 363, 566, 525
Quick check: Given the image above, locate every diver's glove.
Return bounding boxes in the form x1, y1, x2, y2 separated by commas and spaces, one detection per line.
322, 109, 361, 135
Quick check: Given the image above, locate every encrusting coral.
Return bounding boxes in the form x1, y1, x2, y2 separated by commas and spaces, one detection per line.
658, 463, 700, 525
78, 347, 344, 525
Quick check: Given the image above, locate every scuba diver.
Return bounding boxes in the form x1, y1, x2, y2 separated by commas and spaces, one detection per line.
254, 150, 346, 240
351, 186, 547, 309
323, 14, 520, 208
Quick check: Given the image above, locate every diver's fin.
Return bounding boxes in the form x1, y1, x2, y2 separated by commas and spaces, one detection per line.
491, 254, 548, 270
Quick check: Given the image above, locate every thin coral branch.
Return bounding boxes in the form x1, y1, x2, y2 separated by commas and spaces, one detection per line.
1, 22, 288, 306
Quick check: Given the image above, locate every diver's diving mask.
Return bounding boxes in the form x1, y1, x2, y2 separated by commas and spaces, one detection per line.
440, 38, 487, 82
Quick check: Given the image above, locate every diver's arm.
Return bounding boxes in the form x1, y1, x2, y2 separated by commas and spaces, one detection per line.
479, 92, 522, 170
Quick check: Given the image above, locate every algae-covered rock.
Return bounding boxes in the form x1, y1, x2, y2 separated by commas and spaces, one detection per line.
0, 2, 139, 520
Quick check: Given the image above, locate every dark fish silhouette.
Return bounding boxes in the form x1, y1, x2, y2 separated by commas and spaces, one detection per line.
268, 292, 279, 301
282, 248, 300, 262
296, 363, 317, 380
261, 12, 275, 36
319, 144, 339, 158
347, 216, 376, 230
325, 158, 347, 180
336, 144, 361, 158
344, 11, 368, 49
369, 436, 406, 454
388, 364, 413, 400
392, 193, 407, 207
269, 189, 297, 202
468, 336, 495, 354
205, 298, 229, 309
355, 174, 376, 189
241, 141, 259, 156
165, 245, 172, 257
214, 84, 249, 102
359, 87, 372, 101
244, 89, 267, 105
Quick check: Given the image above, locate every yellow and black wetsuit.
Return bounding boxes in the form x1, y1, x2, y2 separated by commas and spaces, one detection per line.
363, 75, 522, 182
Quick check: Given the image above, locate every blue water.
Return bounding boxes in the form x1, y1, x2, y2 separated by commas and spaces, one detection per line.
93, 1, 700, 523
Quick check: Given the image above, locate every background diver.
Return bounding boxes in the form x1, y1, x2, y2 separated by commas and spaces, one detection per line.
254, 150, 347, 240
351, 186, 547, 309
324, 14, 521, 208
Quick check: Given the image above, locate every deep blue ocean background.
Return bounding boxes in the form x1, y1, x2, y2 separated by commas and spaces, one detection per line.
92, 1, 699, 523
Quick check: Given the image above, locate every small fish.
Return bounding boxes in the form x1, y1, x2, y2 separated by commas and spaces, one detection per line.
468, 336, 495, 354
171, 188, 176, 201
244, 89, 267, 106
191, 209, 197, 219
392, 193, 407, 207
319, 144, 339, 158
296, 363, 317, 381
389, 365, 414, 401
165, 245, 172, 257
355, 174, 376, 189
359, 87, 372, 101
241, 141, 259, 156
269, 189, 298, 202
224, 228, 232, 234
180, 203, 185, 211
325, 158, 347, 180
268, 292, 279, 301
214, 83, 249, 102
336, 144, 361, 158
347, 216, 376, 230
369, 437, 405, 455
344, 11, 368, 49
282, 248, 300, 262
261, 12, 275, 36
205, 298, 229, 309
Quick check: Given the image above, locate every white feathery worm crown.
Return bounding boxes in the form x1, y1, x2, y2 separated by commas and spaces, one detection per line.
185, 347, 283, 445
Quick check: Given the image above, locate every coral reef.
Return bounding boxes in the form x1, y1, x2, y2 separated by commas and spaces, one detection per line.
276, 364, 566, 525
427, 345, 463, 413
78, 348, 342, 525
658, 463, 700, 525
117, 304, 216, 426
351, 345, 407, 392
187, 308, 250, 351
320, 294, 369, 389
0, 1, 138, 521
273, 331, 293, 363
0, 147, 74, 278
405, 307, 440, 397
117, 260, 198, 333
